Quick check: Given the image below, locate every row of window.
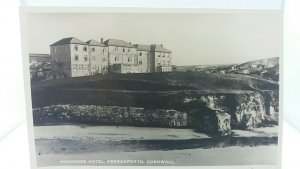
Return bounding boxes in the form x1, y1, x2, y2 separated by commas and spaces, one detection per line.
113, 56, 133, 62
72, 64, 89, 71
74, 55, 107, 62
74, 55, 88, 61
74, 45, 106, 53
157, 61, 171, 66
74, 45, 88, 52
73, 45, 133, 53
90, 47, 106, 53
53, 46, 170, 58
114, 47, 132, 53
139, 52, 150, 57
137, 52, 170, 58
157, 53, 171, 58
91, 56, 107, 62
72, 64, 107, 71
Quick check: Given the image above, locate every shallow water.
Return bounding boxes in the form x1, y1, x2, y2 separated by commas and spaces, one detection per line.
35, 136, 277, 154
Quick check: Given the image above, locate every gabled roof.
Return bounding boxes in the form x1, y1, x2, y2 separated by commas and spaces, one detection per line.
50, 37, 86, 46
133, 44, 151, 52
151, 44, 171, 53
104, 39, 135, 48
85, 39, 106, 47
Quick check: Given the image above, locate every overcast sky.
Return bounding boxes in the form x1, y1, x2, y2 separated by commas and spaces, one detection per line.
26, 10, 282, 65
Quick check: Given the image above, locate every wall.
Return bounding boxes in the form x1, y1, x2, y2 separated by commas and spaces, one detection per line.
137, 50, 151, 73
70, 44, 90, 77
154, 52, 172, 72
50, 44, 71, 77
88, 45, 108, 74
108, 46, 136, 66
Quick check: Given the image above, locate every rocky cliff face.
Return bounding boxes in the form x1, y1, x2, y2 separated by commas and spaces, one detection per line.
33, 105, 189, 128
181, 90, 278, 135
32, 90, 278, 136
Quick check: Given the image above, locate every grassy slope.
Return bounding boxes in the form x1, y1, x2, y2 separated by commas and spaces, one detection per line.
32, 72, 278, 92
30, 72, 278, 109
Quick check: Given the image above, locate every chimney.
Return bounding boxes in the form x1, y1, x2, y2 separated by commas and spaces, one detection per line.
100, 38, 103, 43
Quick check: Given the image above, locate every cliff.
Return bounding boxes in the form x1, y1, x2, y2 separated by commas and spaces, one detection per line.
32, 90, 278, 136
31, 72, 279, 136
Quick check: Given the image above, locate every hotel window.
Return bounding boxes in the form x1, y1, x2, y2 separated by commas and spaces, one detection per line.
103, 48, 105, 53
74, 55, 78, 61
83, 46, 87, 52
92, 56, 96, 61
139, 52, 142, 56
123, 48, 125, 53
128, 49, 130, 52
92, 66, 95, 70
91, 47, 95, 52
74, 45, 78, 51
115, 47, 118, 51
102, 58, 106, 62
163, 54, 165, 57
128, 57, 132, 62
84, 56, 88, 61
139, 61, 142, 65
158, 54, 160, 57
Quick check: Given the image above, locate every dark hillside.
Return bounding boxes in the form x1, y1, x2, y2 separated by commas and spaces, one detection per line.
32, 72, 278, 92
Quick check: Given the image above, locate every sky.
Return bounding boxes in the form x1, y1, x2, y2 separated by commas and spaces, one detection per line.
26, 10, 282, 66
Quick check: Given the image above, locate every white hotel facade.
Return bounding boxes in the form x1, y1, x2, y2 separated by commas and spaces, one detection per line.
50, 37, 172, 78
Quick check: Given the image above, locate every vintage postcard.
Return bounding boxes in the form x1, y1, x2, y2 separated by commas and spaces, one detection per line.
20, 7, 283, 169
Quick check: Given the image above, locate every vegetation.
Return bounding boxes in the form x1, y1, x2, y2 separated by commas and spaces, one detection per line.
31, 71, 279, 135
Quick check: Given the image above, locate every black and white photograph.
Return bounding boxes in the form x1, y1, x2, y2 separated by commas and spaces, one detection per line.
21, 8, 282, 168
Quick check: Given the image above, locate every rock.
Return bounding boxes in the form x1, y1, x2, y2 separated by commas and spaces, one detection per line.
235, 93, 265, 129
216, 111, 231, 135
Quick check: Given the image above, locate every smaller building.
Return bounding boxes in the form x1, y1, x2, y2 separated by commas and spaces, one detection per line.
29, 53, 51, 63
29, 53, 52, 80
